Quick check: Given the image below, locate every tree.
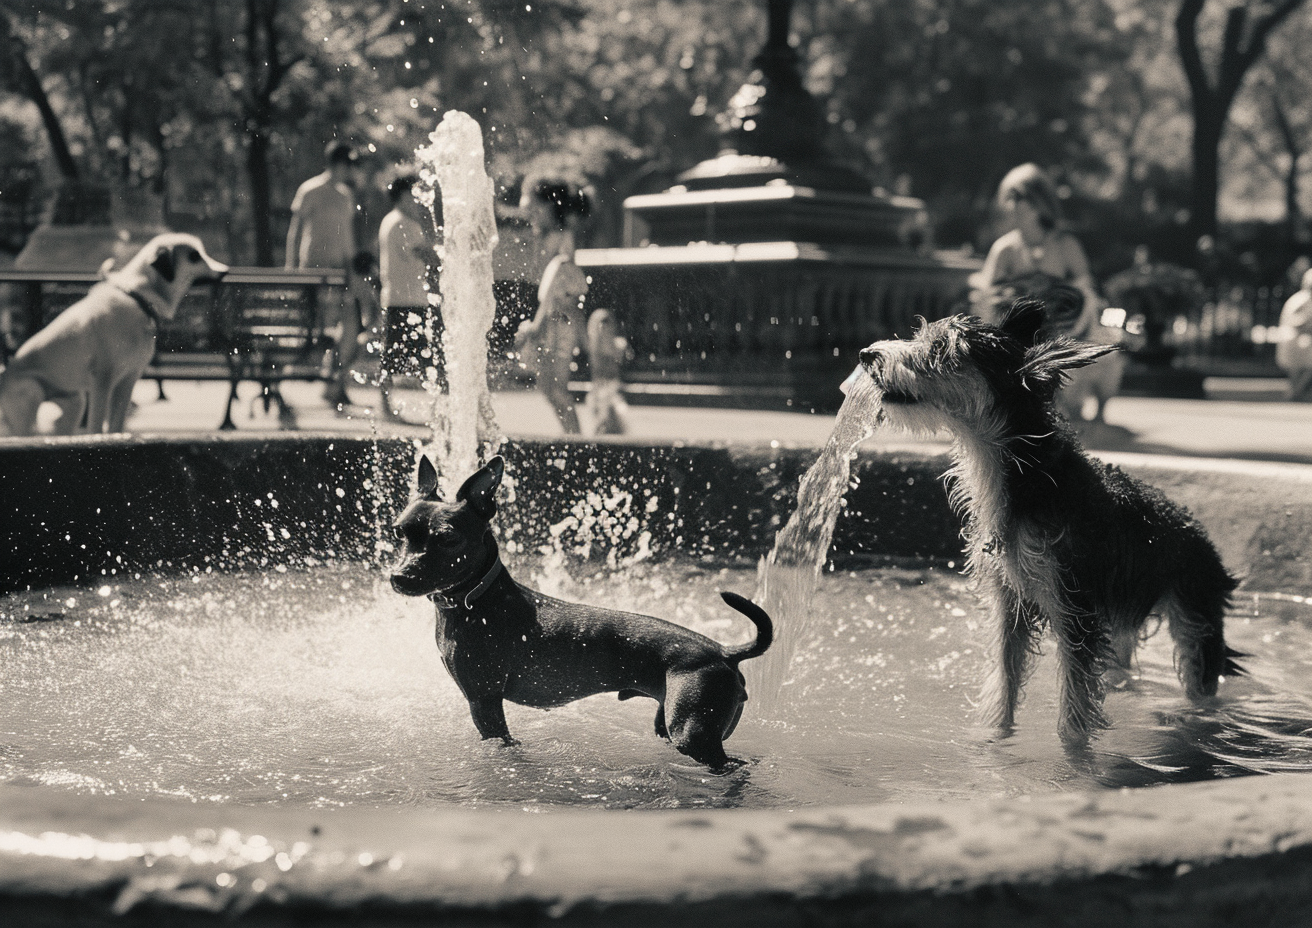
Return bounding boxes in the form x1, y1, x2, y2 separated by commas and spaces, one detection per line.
230, 0, 304, 264
1224, 7, 1312, 246
0, 10, 78, 180
803, 0, 1130, 246
1175, 0, 1307, 244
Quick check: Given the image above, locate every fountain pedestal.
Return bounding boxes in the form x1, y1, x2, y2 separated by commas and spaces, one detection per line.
574, 0, 976, 412
577, 240, 974, 412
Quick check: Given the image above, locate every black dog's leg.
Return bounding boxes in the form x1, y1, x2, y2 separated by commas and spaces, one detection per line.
468, 695, 516, 744
720, 698, 745, 741
665, 670, 742, 770
977, 580, 1039, 733
669, 720, 732, 769
620, 688, 669, 739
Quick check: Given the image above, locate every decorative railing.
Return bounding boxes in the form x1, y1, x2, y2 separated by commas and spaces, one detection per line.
1171, 281, 1290, 376
575, 241, 977, 409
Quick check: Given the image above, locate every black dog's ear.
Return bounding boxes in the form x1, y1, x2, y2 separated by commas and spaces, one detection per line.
456, 455, 505, 519
415, 455, 441, 500
150, 246, 177, 283
1019, 339, 1121, 394
998, 298, 1046, 347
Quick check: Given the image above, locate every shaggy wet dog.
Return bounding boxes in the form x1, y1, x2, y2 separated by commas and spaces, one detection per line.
858, 300, 1241, 742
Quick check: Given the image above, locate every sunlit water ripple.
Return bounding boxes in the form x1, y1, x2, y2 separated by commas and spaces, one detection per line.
2, 561, 1310, 810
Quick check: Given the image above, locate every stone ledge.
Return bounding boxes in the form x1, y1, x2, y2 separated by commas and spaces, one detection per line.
1, 775, 1310, 926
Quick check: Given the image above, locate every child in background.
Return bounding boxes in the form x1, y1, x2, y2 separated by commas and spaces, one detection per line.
586, 308, 630, 435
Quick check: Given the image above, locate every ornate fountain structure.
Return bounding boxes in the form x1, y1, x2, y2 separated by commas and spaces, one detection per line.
575, 0, 976, 412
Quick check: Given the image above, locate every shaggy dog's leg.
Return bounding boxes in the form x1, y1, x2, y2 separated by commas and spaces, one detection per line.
1053, 608, 1110, 742
977, 577, 1040, 732
1163, 581, 1234, 700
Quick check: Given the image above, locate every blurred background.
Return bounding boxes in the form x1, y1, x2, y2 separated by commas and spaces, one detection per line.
2, 0, 1310, 385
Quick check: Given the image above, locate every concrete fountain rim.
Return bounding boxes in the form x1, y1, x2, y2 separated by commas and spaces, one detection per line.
2, 772, 1310, 920
2, 434, 1310, 922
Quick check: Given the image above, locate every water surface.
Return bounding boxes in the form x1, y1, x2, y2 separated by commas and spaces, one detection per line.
3, 562, 1311, 810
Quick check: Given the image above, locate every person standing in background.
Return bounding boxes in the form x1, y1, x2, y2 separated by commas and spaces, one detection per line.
1277, 267, 1312, 401
377, 171, 443, 419
513, 177, 592, 435
286, 140, 360, 409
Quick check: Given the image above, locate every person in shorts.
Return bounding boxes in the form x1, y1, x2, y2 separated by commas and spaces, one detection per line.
286, 140, 360, 408
377, 171, 443, 418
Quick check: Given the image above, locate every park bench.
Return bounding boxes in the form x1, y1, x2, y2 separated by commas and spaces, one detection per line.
0, 267, 346, 429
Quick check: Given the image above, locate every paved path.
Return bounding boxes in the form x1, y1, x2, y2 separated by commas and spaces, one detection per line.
99, 376, 1312, 466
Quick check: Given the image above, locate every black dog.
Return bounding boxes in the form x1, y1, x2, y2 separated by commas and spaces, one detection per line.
858, 300, 1242, 743
389, 455, 773, 769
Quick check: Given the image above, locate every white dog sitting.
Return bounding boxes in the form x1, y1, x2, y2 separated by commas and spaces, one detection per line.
0, 233, 227, 436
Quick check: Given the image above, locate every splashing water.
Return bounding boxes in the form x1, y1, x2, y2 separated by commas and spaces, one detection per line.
414, 111, 502, 492
745, 370, 884, 716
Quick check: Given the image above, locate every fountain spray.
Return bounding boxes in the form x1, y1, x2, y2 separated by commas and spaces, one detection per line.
414, 111, 502, 494
744, 370, 883, 716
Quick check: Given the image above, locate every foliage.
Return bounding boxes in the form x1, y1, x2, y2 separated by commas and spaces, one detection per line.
1, 0, 1311, 266
801, 0, 1131, 245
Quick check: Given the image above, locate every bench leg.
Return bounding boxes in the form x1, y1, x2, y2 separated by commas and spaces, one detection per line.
155, 379, 168, 401
220, 379, 239, 430
275, 385, 298, 429
253, 381, 297, 429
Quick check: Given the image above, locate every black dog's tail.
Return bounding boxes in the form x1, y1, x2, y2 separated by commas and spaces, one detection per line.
719, 591, 773, 664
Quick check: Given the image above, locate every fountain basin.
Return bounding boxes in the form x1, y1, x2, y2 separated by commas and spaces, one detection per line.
2, 435, 1312, 924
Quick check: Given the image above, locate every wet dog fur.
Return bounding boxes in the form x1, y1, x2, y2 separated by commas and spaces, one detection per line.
389, 455, 773, 769
858, 300, 1241, 743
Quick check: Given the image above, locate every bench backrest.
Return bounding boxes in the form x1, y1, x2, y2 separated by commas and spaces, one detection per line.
0, 268, 346, 360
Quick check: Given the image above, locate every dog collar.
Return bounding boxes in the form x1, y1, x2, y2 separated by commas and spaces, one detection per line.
114, 285, 163, 325
428, 547, 504, 611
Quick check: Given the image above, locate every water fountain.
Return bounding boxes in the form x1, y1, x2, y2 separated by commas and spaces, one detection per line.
413, 111, 502, 487
574, 0, 977, 412
3, 109, 1312, 923
745, 369, 881, 713
4, 434, 1312, 922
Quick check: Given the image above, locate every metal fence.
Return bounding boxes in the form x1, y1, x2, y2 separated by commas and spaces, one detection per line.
1172, 281, 1292, 377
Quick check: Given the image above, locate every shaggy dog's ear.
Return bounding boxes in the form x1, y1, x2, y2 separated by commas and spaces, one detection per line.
150, 245, 177, 283
998, 298, 1047, 347
1018, 339, 1121, 394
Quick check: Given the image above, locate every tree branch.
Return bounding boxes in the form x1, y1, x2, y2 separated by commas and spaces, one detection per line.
1221, 0, 1307, 101
1174, 0, 1212, 106
2, 16, 79, 179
